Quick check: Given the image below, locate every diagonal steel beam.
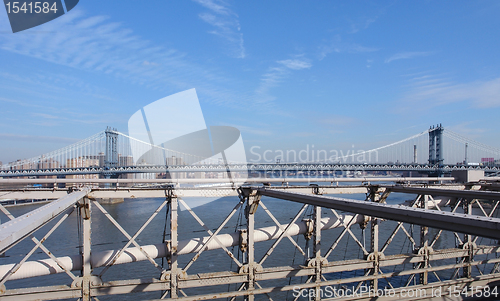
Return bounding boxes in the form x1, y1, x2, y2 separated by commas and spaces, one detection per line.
180, 197, 243, 271
0, 204, 77, 281
255, 187, 500, 240
0, 206, 74, 285
259, 201, 306, 257
93, 200, 166, 276
258, 204, 308, 265
0, 187, 90, 254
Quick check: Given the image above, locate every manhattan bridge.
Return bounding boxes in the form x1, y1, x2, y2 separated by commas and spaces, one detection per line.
1, 124, 499, 178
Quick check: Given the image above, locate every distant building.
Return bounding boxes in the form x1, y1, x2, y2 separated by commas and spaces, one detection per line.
66, 157, 99, 168
38, 158, 60, 169
117, 155, 134, 180
98, 152, 105, 167
482, 158, 495, 166
65, 156, 99, 187
166, 156, 184, 166
118, 154, 133, 166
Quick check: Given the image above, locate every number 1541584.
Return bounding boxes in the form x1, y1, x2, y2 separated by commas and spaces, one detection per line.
5, 2, 58, 14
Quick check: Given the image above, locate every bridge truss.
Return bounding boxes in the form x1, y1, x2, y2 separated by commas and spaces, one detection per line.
1, 178, 500, 300
1, 162, 500, 178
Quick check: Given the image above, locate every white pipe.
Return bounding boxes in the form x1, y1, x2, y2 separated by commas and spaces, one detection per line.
0, 214, 364, 281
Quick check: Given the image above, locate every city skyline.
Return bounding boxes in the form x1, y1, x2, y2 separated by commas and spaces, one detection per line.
1, 1, 500, 163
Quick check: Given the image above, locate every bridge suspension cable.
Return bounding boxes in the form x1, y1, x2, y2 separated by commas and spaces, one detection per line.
115, 131, 211, 165
442, 129, 500, 165
2, 131, 106, 170
333, 129, 430, 164
1, 130, 218, 171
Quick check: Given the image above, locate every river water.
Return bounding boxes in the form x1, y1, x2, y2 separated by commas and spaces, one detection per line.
1, 185, 497, 300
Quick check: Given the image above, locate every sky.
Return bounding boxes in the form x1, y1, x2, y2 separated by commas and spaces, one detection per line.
0, 0, 500, 164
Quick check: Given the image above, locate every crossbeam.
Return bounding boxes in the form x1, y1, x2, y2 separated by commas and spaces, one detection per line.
0, 187, 90, 254
253, 187, 500, 240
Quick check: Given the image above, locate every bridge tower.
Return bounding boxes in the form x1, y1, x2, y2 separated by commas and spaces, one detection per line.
104, 127, 118, 169
428, 124, 444, 166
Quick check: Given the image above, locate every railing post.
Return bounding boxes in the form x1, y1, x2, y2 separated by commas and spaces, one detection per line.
313, 205, 322, 301
81, 197, 92, 301
369, 186, 380, 292
418, 195, 429, 285
463, 199, 473, 278
245, 190, 259, 301
170, 194, 179, 298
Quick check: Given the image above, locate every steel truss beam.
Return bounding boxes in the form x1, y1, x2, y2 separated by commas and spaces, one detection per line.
253, 187, 500, 240
0, 162, 499, 177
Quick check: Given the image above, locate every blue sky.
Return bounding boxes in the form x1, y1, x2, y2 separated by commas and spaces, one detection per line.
1, 0, 500, 163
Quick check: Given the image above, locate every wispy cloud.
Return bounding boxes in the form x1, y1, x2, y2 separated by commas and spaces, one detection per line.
194, 0, 232, 15
194, 0, 245, 58
397, 73, 500, 110
32, 113, 59, 119
227, 124, 273, 136
447, 121, 487, 139
0, 11, 186, 85
0, 71, 116, 104
277, 59, 312, 70
374, 123, 428, 138
255, 57, 312, 106
366, 59, 373, 68
345, 4, 392, 34
318, 35, 378, 60
254, 67, 288, 105
0, 96, 41, 108
0, 9, 254, 110
385, 51, 434, 63
348, 16, 379, 34
292, 132, 317, 138
318, 115, 357, 126
0, 133, 79, 144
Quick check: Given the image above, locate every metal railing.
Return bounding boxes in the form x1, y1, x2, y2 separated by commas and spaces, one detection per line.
0, 181, 499, 300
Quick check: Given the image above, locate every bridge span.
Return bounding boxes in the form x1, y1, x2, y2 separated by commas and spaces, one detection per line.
1, 162, 500, 178
1, 124, 500, 179
1, 173, 500, 300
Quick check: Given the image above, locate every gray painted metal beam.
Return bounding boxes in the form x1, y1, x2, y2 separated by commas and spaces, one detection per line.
1, 184, 466, 201
255, 188, 500, 240
1, 162, 498, 177
0, 185, 369, 201
386, 186, 500, 200
0, 187, 90, 254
